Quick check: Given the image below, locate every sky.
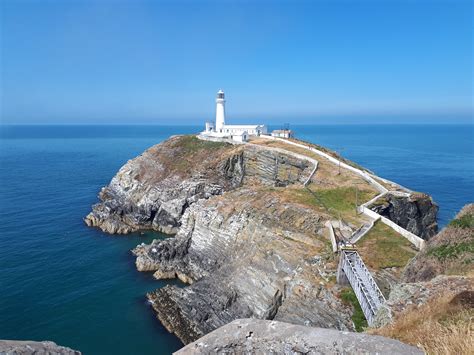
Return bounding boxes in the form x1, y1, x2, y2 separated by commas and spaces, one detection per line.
0, 0, 472, 125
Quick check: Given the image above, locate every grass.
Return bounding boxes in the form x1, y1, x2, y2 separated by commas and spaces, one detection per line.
370, 293, 473, 354
292, 186, 373, 215
339, 288, 368, 332
427, 241, 474, 261
449, 213, 474, 229
173, 135, 228, 153
357, 221, 416, 270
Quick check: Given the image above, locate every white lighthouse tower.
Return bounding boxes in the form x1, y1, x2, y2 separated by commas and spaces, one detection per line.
215, 89, 226, 132
200, 89, 267, 142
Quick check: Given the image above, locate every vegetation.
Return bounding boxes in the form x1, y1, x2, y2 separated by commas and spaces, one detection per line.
427, 241, 474, 261
173, 135, 228, 153
357, 221, 416, 270
403, 205, 474, 281
339, 288, 368, 332
292, 186, 373, 216
370, 293, 473, 354
448, 213, 474, 229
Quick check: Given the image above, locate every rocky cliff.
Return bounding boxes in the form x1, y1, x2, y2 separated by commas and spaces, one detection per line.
85, 136, 311, 234
370, 192, 438, 240
86, 134, 439, 346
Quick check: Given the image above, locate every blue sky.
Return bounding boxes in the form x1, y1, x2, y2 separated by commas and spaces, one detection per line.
1, 0, 472, 125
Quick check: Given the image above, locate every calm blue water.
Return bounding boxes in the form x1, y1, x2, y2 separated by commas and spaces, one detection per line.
0, 124, 473, 354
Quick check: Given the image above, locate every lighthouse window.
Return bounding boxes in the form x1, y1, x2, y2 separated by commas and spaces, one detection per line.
218, 93, 224, 99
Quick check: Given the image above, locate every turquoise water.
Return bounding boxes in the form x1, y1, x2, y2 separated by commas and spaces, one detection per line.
0, 124, 473, 354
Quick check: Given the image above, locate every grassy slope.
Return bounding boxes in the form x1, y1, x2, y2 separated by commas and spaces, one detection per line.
371, 205, 474, 354
167, 135, 232, 175
404, 205, 474, 281
371, 293, 473, 354
357, 221, 417, 270
290, 186, 374, 222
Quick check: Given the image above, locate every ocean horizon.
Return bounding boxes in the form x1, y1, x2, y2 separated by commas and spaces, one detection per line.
1, 124, 473, 354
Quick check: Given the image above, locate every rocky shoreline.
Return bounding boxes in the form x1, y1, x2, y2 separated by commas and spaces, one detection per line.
85, 135, 439, 346
0, 340, 80, 355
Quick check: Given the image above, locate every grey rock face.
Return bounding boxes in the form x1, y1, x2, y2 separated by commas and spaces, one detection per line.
85, 136, 311, 234
137, 188, 353, 344
371, 193, 438, 239
0, 340, 80, 355
175, 319, 423, 355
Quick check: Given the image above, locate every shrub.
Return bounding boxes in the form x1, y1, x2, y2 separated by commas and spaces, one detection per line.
448, 213, 474, 229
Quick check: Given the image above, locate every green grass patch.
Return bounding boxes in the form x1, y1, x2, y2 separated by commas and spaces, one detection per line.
293, 187, 373, 215
340, 288, 368, 332
173, 135, 228, 153
358, 221, 416, 270
448, 214, 474, 229
427, 241, 474, 261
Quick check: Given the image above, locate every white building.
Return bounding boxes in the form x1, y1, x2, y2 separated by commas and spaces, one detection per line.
271, 129, 294, 139
202, 90, 267, 142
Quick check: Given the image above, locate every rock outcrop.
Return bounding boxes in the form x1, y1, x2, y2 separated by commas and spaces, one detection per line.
370, 192, 438, 240
0, 340, 80, 355
86, 135, 441, 346
137, 187, 353, 344
85, 136, 311, 234
175, 319, 423, 355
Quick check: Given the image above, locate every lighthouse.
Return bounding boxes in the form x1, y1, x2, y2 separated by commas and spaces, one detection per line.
215, 89, 226, 132
201, 89, 267, 142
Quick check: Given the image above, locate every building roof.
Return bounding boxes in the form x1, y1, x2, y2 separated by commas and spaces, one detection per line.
272, 129, 293, 133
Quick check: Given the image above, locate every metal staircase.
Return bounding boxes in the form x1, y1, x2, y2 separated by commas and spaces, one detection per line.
337, 249, 386, 326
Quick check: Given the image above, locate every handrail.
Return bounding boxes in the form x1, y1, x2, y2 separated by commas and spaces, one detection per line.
340, 250, 386, 326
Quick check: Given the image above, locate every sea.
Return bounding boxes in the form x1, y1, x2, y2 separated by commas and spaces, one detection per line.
0, 124, 473, 354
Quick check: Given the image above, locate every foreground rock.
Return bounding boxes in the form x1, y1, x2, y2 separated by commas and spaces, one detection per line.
175, 319, 422, 355
0, 340, 80, 355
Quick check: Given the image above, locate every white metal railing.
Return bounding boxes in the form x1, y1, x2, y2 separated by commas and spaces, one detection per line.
340, 250, 386, 326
